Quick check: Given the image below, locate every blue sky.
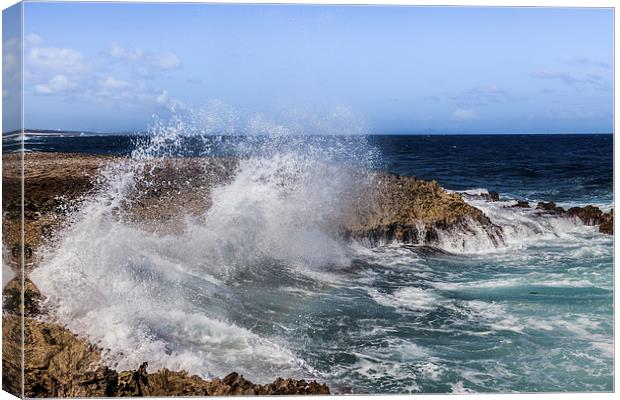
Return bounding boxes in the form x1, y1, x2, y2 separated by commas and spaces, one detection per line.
4, 3, 614, 134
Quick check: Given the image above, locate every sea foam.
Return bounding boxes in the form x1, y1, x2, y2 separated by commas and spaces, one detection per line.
30, 110, 377, 381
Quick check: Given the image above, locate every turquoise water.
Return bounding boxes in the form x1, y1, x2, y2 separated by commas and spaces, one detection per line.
220, 217, 613, 393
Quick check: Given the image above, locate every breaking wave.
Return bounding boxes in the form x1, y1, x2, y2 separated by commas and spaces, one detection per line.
27, 108, 612, 392
30, 109, 378, 381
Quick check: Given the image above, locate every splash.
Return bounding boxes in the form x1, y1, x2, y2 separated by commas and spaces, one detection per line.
30, 106, 378, 381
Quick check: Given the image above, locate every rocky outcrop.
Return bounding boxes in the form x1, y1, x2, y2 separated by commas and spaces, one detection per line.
488, 191, 500, 202
453, 190, 500, 202
567, 205, 604, 226
339, 173, 503, 246
536, 201, 566, 213
5, 153, 502, 249
511, 200, 530, 208
2, 153, 334, 397
535, 201, 613, 235
3, 277, 42, 318
600, 210, 614, 235
2, 315, 329, 398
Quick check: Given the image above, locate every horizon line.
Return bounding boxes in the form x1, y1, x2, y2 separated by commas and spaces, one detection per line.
2, 129, 615, 136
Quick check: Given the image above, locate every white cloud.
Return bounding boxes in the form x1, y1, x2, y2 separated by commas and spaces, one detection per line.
24, 36, 179, 109
3, 37, 20, 80
156, 90, 169, 104
451, 108, 477, 121
110, 44, 144, 62
152, 52, 181, 70
28, 46, 89, 74
100, 76, 131, 89
35, 75, 77, 94
24, 33, 43, 46
109, 44, 181, 72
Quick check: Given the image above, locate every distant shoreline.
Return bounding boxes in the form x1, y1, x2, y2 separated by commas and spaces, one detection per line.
2, 130, 615, 138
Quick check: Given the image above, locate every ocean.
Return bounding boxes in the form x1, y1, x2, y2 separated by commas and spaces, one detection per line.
18, 132, 613, 393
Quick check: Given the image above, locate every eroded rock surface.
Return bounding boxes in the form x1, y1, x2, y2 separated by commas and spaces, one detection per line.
340, 173, 502, 245
2, 315, 329, 398
600, 209, 614, 235
535, 201, 613, 235
4, 153, 499, 249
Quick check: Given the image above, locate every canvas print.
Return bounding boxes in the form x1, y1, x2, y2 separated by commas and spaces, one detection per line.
2, 1, 614, 397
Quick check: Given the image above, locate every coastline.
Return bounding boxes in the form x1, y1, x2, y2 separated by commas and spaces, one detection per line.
2, 152, 613, 397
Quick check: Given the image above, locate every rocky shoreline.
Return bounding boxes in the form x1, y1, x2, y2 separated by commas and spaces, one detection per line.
460, 190, 613, 235
2, 152, 613, 397
2, 152, 332, 397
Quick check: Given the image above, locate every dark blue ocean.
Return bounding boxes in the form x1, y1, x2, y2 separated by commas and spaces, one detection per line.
19, 133, 614, 393
14, 133, 613, 205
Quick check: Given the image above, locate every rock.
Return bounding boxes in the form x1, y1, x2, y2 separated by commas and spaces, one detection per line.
534, 202, 613, 235
3, 277, 43, 317
340, 173, 503, 246
456, 190, 499, 202
536, 201, 566, 213
2, 315, 22, 396
207, 372, 329, 396
2, 316, 330, 398
511, 200, 530, 208
600, 209, 613, 235
8, 153, 503, 249
567, 205, 604, 226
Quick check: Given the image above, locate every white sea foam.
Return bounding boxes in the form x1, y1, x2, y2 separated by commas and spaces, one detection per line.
24, 112, 613, 392
30, 109, 377, 381
432, 190, 611, 255
449, 188, 489, 196
369, 286, 443, 314
450, 381, 476, 394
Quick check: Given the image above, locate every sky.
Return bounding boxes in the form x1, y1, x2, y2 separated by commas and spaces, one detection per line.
2, 2, 614, 134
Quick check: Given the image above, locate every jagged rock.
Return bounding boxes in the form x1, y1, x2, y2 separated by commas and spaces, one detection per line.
3, 277, 43, 317
536, 201, 566, 213
2, 315, 22, 396
340, 173, 503, 245
600, 209, 613, 235
511, 200, 530, 208
534, 202, 613, 235
7, 153, 503, 249
207, 372, 329, 396
567, 205, 604, 226
2, 316, 329, 398
456, 190, 499, 202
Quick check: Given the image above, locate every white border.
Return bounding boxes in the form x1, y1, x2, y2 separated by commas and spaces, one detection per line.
0, 1, 616, 399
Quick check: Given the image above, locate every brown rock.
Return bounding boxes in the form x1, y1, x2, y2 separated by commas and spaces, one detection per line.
600, 209, 613, 235
511, 200, 530, 208
488, 191, 500, 201
567, 205, 604, 226
536, 201, 566, 213
340, 173, 503, 246
2, 314, 22, 396
3, 277, 43, 317
2, 315, 329, 398
7, 153, 503, 249
207, 372, 329, 396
